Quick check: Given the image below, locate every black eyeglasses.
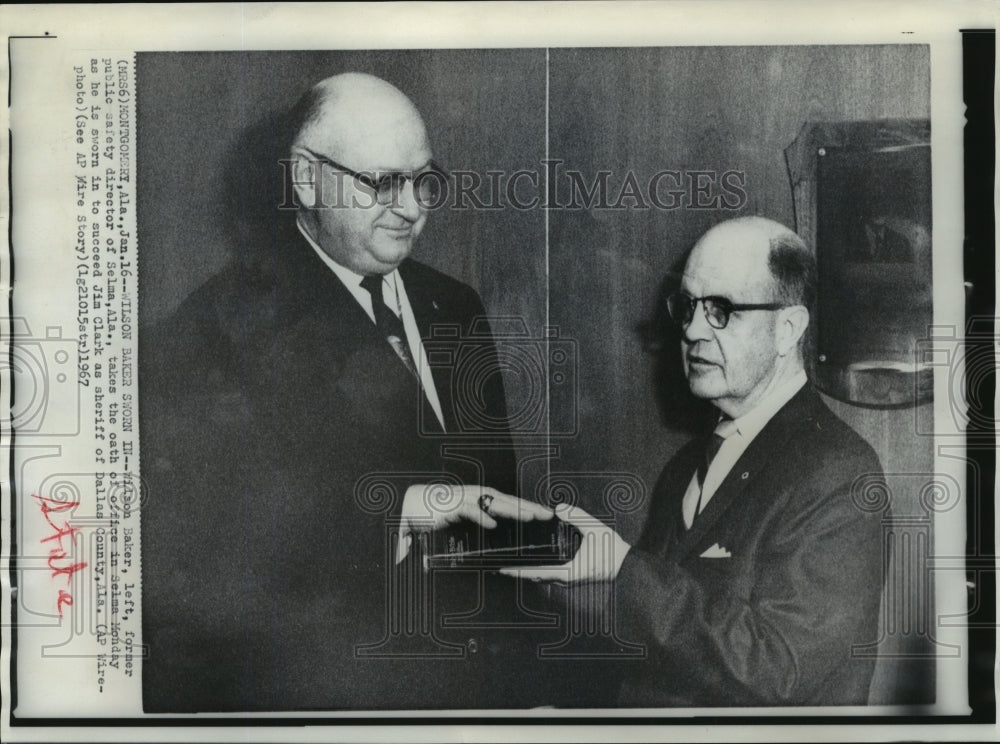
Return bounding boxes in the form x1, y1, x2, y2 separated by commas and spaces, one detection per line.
666, 292, 788, 330
299, 147, 447, 206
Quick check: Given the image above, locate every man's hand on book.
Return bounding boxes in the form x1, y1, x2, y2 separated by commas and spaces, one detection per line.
499, 503, 631, 584
395, 485, 553, 564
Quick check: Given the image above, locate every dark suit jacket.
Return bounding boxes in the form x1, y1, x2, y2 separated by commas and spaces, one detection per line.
615, 386, 884, 707
140, 220, 533, 711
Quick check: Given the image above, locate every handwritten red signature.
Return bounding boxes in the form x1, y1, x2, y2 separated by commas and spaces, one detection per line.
32, 494, 87, 617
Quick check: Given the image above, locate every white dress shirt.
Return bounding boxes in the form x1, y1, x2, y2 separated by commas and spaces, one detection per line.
297, 220, 447, 431
682, 370, 808, 529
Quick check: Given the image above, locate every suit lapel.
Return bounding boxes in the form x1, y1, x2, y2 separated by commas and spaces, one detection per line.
640, 440, 698, 559
671, 386, 816, 561
400, 261, 439, 338
398, 261, 457, 432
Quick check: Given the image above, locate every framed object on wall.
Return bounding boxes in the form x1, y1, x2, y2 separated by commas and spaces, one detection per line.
785, 120, 933, 408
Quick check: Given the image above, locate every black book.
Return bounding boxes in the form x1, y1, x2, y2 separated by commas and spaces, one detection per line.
423, 515, 581, 570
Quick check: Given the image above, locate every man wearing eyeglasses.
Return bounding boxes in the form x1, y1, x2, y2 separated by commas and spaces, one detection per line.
140, 72, 550, 711
503, 216, 885, 707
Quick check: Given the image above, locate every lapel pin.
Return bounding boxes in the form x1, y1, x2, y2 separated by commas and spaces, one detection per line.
741, 471, 749, 480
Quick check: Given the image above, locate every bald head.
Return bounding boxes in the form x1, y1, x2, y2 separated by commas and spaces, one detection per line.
690, 217, 815, 311
291, 73, 430, 170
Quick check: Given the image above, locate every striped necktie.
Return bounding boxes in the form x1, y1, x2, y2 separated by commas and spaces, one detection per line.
360, 274, 418, 379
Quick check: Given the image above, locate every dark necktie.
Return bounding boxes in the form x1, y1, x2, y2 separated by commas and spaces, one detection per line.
360, 274, 444, 433
696, 432, 727, 490
692, 416, 735, 522
360, 274, 418, 378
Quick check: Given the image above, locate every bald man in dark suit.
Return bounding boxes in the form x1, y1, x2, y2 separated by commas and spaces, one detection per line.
504, 217, 885, 706
140, 73, 552, 711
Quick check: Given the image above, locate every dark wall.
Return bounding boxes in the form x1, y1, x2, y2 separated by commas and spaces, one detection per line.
137, 46, 933, 705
